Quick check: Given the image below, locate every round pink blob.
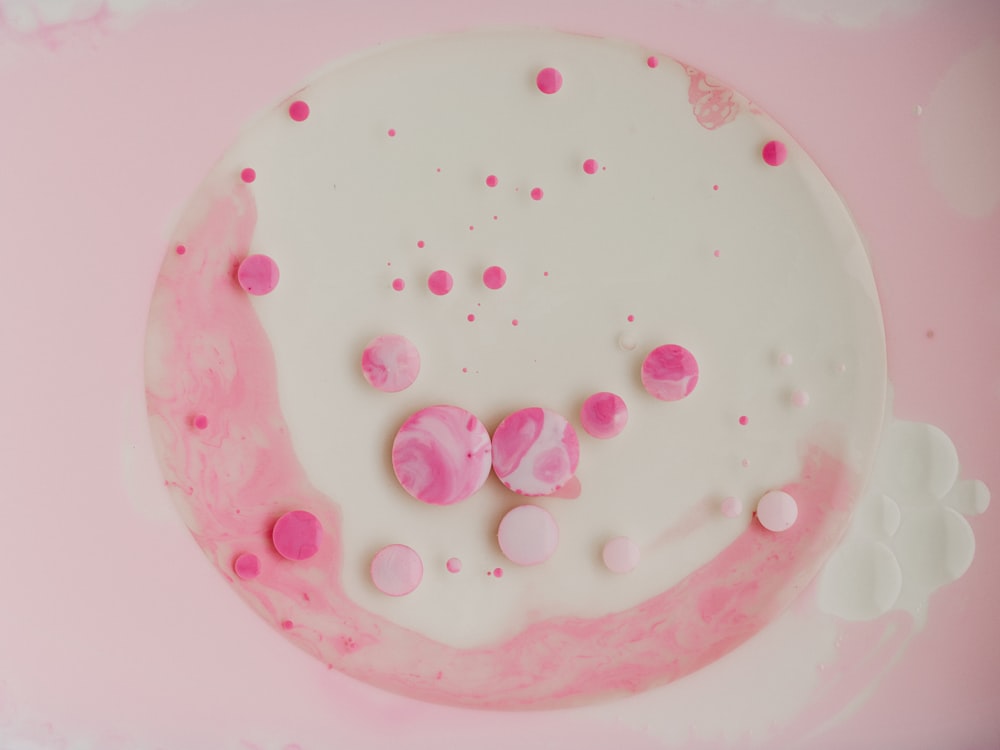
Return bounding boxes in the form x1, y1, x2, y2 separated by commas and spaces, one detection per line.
756, 491, 799, 532
497, 505, 559, 566
492, 408, 580, 496
582, 158, 599, 175
272, 510, 322, 561
237, 254, 280, 296
387, 128, 396, 137
530, 187, 544, 201
646, 55, 659, 68
240, 167, 256, 183
193, 414, 209, 430
175, 244, 186, 255
580, 392, 628, 439
288, 100, 310, 121
416, 240, 425, 248
640, 345, 699, 401
361, 334, 420, 393
482, 265, 507, 290
721, 496, 743, 518
535, 67, 563, 94
446, 557, 462, 574
370, 544, 423, 596
762, 140, 788, 167
739, 415, 749, 426
493, 567, 504, 578
391, 278, 405, 291
233, 552, 261, 580
428, 269, 454, 296
485, 174, 498, 187
392, 405, 492, 505
602, 536, 640, 573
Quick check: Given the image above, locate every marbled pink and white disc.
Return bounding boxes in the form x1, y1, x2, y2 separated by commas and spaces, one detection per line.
580, 392, 628, 439
756, 490, 799, 532
497, 505, 559, 566
370, 544, 423, 596
491, 407, 580, 496
361, 334, 420, 393
640, 344, 699, 401
391, 405, 492, 505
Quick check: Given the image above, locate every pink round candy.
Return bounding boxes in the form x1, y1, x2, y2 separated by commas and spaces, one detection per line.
482, 265, 507, 290
370, 544, 423, 596
720, 496, 743, 518
580, 392, 628, 439
536, 67, 563, 94
288, 100, 310, 121
361, 334, 420, 393
756, 491, 798, 532
641, 344, 699, 401
492, 408, 580, 496
271, 510, 322, 560
497, 505, 559, 566
392, 405, 492, 505
428, 269, 454, 296
233, 552, 261, 580
762, 140, 787, 167
602, 536, 640, 573
237, 254, 280, 295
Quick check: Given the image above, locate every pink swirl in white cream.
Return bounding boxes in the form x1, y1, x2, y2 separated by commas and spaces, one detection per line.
491, 407, 580, 496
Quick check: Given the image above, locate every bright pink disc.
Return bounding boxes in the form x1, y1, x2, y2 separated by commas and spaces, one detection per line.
582, 158, 599, 175
240, 167, 256, 183
646, 55, 659, 68
580, 392, 628, 439
485, 174, 498, 187
535, 67, 563, 94
233, 552, 261, 580
391, 278, 405, 291
288, 100, 310, 121
237, 254, 280, 295
446, 557, 462, 573
392, 405, 492, 505
497, 505, 559, 566
428, 269, 454, 296
602, 536, 640, 573
272, 510, 322, 561
756, 490, 798, 532
641, 344, 699, 401
530, 187, 544, 201
361, 334, 420, 393
492, 408, 579, 496
193, 414, 209, 430
370, 544, 423, 596
482, 265, 507, 290
762, 140, 788, 166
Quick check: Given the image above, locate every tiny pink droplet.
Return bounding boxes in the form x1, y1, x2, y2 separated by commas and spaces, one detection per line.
536, 67, 563, 94
288, 100, 310, 121
417, 240, 425, 248
240, 167, 256, 183
234, 553, 261, 580
446, 558, 462, 573
175, 244, 186, 255
428, 270, 454, 296
486, 174, 498, 188
493, 567, 504, 578
530, 187, 544, 201
713, 184, 719, 191
281, 620, 294, 630
511, 318, 519, 326
738, 415, 749, 426
193, 414, 209, 430
627, 314, 635, 322
237, 254, 280, 295
583, 158, 599, 175
762, 140, 788, 167
483, 265, 507, 290
387, 128, 396, 137
467, 313, 476, 322
713, 249, 721, 258
647, 55, 659, 68
469, 225, 475, 231
391, 278, 405, 291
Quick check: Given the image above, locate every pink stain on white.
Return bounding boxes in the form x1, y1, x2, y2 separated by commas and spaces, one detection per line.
602, 537, 640, 573
427, 269, 454, 295
192, 414, 209, 430
391, 405, 492, 505
482, 265, 507, 290
485, 174, 498, 187
360, 334, 420, 393
646, 55, 659, 69
497, 505, 559, 566
491, 408, 580, 496
641, 344, 699, 401
535, 67, 563, 94
240, 167, 256, 183
582, 158, 599, 174
580, 392, 628, 439
370, 544, 423, 596
756, 491, 799, 532
271, 510, 322, 560
236, 254, 280, 295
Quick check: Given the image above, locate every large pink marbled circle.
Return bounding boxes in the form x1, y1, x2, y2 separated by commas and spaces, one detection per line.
640, 344, 699, 401
491, 407, 580, 496
361, 334, 421, 393
391, 405, 492, 505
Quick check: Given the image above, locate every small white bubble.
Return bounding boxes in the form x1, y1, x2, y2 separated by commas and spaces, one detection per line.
618, 333, 637, 351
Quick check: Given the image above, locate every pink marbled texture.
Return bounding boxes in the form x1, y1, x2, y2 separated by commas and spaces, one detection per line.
361, 334, 420, 393
641, 344, 699, 401
491, 407, 580, 496
683, 64, 744, 130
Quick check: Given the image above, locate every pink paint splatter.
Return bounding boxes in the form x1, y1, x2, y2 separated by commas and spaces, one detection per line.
446, 558, 462, 574
646, 56, 659, 69
272, 510, 322, 561
683, 65, 741, 130
427, 270, 454, 296
237, 254, 280, 295
762, 140, 787, 167
281, 620, 294, 630
511, 318, 519, 327
602, 537, 640, 573
240, 167, 256, 183
361, 334, 420, 393
486, 174, 498, 187
497, 505, 559, 565
370, 545, 423, 597
482, 265, 507, 290
713, 249, 721, 258
391, 278, 405, 291
234, 552, 261, 580
174, 244, 186, 255
580, 392, 628, 439
288, 100, 310, 122
641, 344, 699, 401
492, 408, 579, 496
530, 187, 544, 201
627, 314, 635, 322
756, 491, 799, 532
583, 158, 599, 174
713, 184, 719, 191
739, 415, 749, 426
535, 67, 563, 94
193, 414, 209, 430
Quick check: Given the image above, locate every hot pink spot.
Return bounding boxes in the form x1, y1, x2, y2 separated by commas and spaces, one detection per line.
175, 244, 186, 255
714, 250, 721, 258
193, 414, 209, 430
493, 567, 504, 578
391, 278, 405, 292
237, 254, 280, 295
580, 392, 628, 439
583, 158, 599, 175
602, 537, 640, 573
762, 140, 788, 167
739, 415, 749, 426
486, 174, 498, 187
234, 552, 261, 580
281, 620, 294, 630
641, 344, 699, 401
387, 128, 396, 137
756, 491, 798, 532
446, 558, 462, 574
647, 56, 659, 68
535, 67, 563, 94
627, 314, 635, 322
288, 100, 310, 121
428, 270, 454, 296
530, 187, 544, 201
492, 408, 579, 496
370, 545, 423, 597
240, 167, 256, 183
417, 240, 425, 248
511, 318, 519, 326
361, 334, 420, 393
497, 505, 559, 566
483, 265, 507, 290
467, 313, 476, 322
272, 510, 322, 561
713, 184, 719, 191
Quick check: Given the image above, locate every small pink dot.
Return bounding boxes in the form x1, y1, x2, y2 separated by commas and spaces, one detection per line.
713, 250, 721, 258
511, 318, 519, 326
543, 271, 549, 277
493, 215, 499, 220
739, 415, 749, 426
493, 567, 504, 578
486, 174, 498, 187
583, 158, 599, 174
281, 620, 294, 630
536, 67, 563, 94
647, 55, 659, 68
175, 244, 186, 255
417, 240, 425, 248
428, 269, 454, 296
467, 313, 476, 322
391, 278, 405, 291
387, 128, 396, 137
237, 254, 280, 295
469, 225, 475, 231
240, 167, 256, 183
483, 265, 507, 290
446, 558, 462, 573
713, 184, 719, 191
530, 187, 544, 201
762, 140, 788, 167
627, 314, 635, 322
233, 553, 260, 580
288, 100, 310, 122
436, 167, 442, 173
193, 414, 209, 430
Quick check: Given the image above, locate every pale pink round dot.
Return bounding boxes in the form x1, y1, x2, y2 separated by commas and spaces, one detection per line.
416, 240, 425, 248
370, 544, 423, 596
175, 244, 186, 255
492, 407, 580, 496
602, 536, 640, 573
446, 557, 462, 573
583, 158, 599, 174
493, 567, 504, 578
233, 552, 261, 580
791, 389, 811, 407
641, 344, 699, 401
240, 167, 256, 183
535, 67, 563, 94
580, 392, 628, 439
627, 314, 635, 322
427, 269, 454, 296
272, 510, 322, 561
237, 254, 280, 295
742, 458, 751, 468
713, 249, 721, 258
779, 352, 794, 366
738, 415, 749, 426
756, 490, 798, 532
361, 334, 420, 393
511, 319, 519, 326
483, 265, 507, 290
713, 184, 719, 191
288, 100, 310, 121
762, 140, 788, 167
391, 278, 405, 291
193, 414, 209, 430
469, 225, 475, 231
646, 55, 659, 68
387, 128, 396, 137
392, 405, 492, 505
720, 496, 743, 518
485, 174, 498, 187
467, 313, 475, 322
530, 187, 544, 201
281, 620, 294, 630
497, 505, 559, 566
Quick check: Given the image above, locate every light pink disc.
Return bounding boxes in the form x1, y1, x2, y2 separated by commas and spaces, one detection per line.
720, 496, 743, 518
492, 407, 580, 496
762, 139, 788, 166
361, 334, 420, 393
233, 552, 261, 580
497, 505, 559, 566
580, 392, 628, 439
535, 67, 563, 94
446, 557, 462, 573
756, 490, 798, 532
640, 344, 699, 401
602, 536, 640, 573
582, 158, 599, 174
482, 265, 507, 290
370, 544, 423, 596
392, 405, 492, 505
237, 254, 280, 295
271, 510, 322, 560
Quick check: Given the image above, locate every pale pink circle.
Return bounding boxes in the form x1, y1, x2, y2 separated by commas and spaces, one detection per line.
416, 240, 425, 248
446, 557, 462, 573
791, 389, 811, 407
739, 415, 749, 426
370, 544, 423, 596
482, 265, 507, 290
237, 254, 280, 295
493, 567, 504, 578
640, 344, 699, 401
720, 496, 743, 518
756, 491, 798, 532
492, 407, 580, 496
580, 392, 628, 439
272, 510, 322, 560
535, 67, 563, 94
240, 167, 256, 183
530, 187, 544, 201
288, 100, 310, 121
387, 128, 396, 137
392, 405, 492, 505
391, 278, 405, 291
361, 334, 420, 393
582, 158, 599, 175
602, 536, 640, 573
428, 269, 454, 296
233, 552, 261, 580
762, 140, 788, 167
467, 313, 475, 322
485, 174, 498, 187
497, 505, 559, 566
193, 414, 209, 430
646, 55, 659, 68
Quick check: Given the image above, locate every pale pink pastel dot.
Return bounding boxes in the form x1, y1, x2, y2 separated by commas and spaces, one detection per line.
288, 100, 310, 121
361, 334, 420, 393
713, 184, 719, 191
240, 167, 256, 183
646, 55, 659, 69
237, 254, 280, 295
233, 552, 261, 580
497, 505, 559, 566
493, 567, 504, 578
281, 620, 294, 630
511, 319, 519, 326
583, 158, 599, 175
193, 414, 209, 430
713, 249, 721, 258
627, 314, 635, 322
485, 174, 498, 188
446, 557, 462, 574
272, 510, 322, 561
175, 244, 186, 255
492, 407, 580, 496
391, 278, 405, 291
387, 128, 396, 137
756, 490, 798, 532
641, 344, 699, 401
738, 415, 749, 426
370, 544, 423, 596
535, 67, 563, 94
483, 265, 507, 290
427, 269, 454, 296
530, 187, 544, 201
762, 139, 788, 167
580, 392, 628, 439
720, 496, 743, 518
392, 405, 492, 505
602, 536, 640, 573
467, 313, 475, 322
779, 352, 794, 366
416, 240, 425, 248
791, 389, 811, 407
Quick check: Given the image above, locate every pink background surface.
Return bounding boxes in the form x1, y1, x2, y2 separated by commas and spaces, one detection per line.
0, 0, 997, 748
